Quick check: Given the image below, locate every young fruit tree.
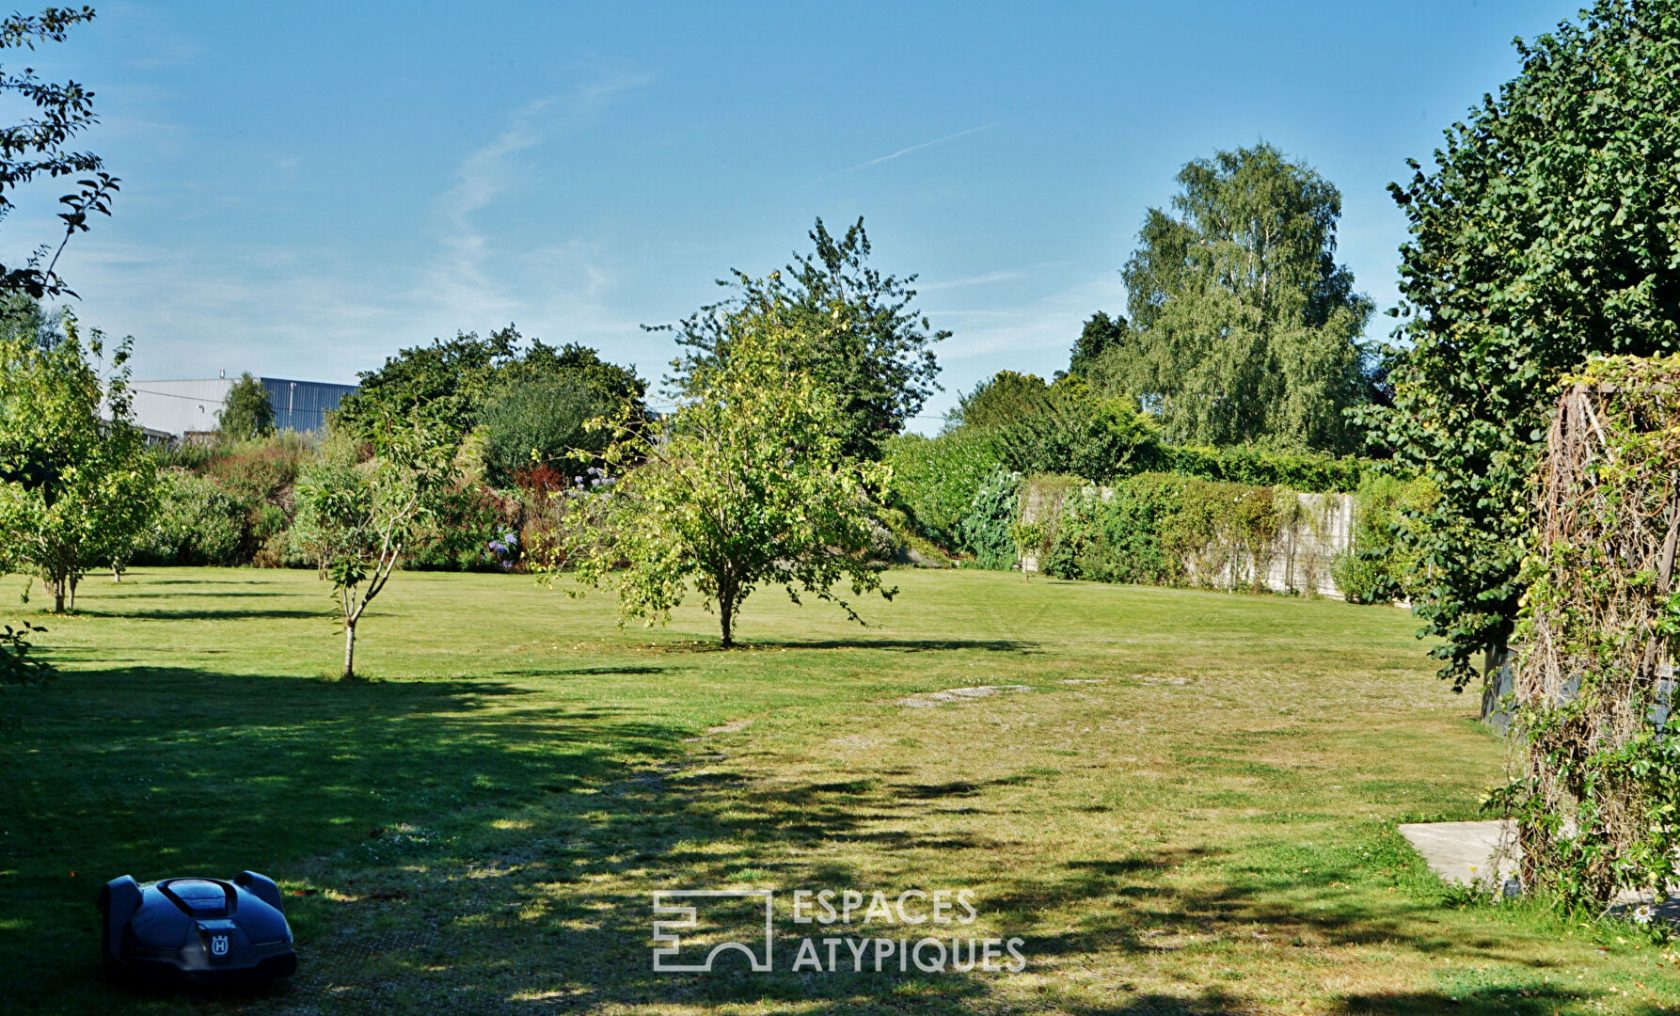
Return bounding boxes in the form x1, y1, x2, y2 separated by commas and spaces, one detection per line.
552, 297, 895, 648
0, 315, 156, 613
295, 417, 456, 678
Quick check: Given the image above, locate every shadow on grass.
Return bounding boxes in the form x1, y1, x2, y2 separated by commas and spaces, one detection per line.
1332, 987, 1603, 1015
0, 663, 679, 1013
115, 574, 270, 585
109, 589, 290, 599
1, 664, 1658, 1014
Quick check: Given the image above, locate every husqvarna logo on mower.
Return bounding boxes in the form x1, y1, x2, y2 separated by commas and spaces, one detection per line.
209, 934, 230, 957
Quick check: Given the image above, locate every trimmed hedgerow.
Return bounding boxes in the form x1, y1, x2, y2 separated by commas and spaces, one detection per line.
1159, 444, 1365, 494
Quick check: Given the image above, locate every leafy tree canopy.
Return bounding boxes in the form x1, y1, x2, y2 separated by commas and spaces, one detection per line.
1093, 143, 1374, 455
952, 370, 1052, 430
335, 326, 644, 447
1065, 311, 1129, 378
0, 292, 65, 351
1376, 0, 1680, 688
558, 292, 894, 648
218, 372, 275, 442
661, 217, 945, 459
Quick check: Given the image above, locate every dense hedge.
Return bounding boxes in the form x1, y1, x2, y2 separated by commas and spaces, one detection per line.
137, 470, 250, 567
882, 430, 1005, 548
884, 425, 1371, 569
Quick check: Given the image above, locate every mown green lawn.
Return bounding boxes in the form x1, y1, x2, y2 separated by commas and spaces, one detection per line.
1, 567, 1675, 1014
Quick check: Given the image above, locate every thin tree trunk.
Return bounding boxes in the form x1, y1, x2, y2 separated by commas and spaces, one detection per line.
717, 574, 736, 649
343, 620, 357, 679
51, 583, 64, 614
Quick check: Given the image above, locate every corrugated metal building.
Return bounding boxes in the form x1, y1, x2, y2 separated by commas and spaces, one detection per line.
129, 376, 357, 438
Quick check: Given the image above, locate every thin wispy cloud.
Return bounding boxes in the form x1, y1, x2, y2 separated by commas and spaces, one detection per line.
916, 269, 1027, 292
426, 68, 653, 328
807, 123, 994, 186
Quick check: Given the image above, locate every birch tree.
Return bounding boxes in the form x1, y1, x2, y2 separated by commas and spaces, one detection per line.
1097, 143, 1375, 454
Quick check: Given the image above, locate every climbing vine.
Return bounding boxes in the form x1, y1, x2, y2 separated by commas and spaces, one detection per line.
956, 468, 1021, 571
1043, 473, 1287, 593
1509, 356, 1680, 910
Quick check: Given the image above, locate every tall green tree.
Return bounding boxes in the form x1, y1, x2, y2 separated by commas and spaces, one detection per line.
0, 315, 156, 612
557, 293, 894, 648
218, 372, 275, 441
1098, 143, 1374, 454
1065, 311, 1129, 378
1377, 0, 1680, 689
661, 217, 945, 459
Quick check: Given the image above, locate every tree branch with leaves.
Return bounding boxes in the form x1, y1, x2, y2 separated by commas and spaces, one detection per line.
0, 5, 118, 300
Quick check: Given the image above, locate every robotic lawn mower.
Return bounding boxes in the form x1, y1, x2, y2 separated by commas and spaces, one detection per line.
98, 871, 297, 986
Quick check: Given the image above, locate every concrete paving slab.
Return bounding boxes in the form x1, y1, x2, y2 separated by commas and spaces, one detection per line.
1398, 820, 1517, 888
1398, 819, 1680, 922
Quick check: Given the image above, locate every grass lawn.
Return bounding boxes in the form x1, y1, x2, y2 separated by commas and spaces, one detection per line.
1, 566, 1676, 1014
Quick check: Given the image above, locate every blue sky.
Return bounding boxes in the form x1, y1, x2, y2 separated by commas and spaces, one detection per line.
22, 1, 1580, 428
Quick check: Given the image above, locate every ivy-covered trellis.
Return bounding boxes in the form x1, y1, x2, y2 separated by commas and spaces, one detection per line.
1511, 356, 1680, 910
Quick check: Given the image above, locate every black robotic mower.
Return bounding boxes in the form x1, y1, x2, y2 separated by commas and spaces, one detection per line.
98, 871, 297, 986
